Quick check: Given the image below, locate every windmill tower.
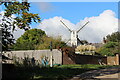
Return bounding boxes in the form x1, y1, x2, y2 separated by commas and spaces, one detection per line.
60, 20, 89, 47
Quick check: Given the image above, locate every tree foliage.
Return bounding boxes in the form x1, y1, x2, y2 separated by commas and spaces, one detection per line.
0, 1, 41, 51
1, 1, 40, 30
1, 21, 15, 51
96, 32, 120, 56
12, 29, 46, 50
12, 29, 67, 50
96, 41, 118, 56
36, 36, 67, 50
106, 31, 120, 42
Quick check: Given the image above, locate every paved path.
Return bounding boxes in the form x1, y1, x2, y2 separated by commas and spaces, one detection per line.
95, 73, 119, 78
70, 66, 120, 80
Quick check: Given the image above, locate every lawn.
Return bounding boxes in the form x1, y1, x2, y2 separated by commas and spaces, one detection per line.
2, 64, 117, 80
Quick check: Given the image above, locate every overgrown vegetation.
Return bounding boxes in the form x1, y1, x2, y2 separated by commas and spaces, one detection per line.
10, 29, 67, 50
11, 29, 46, 50
96, 41, 119, 56
96, 32, 120, 56
36, 36, 67, 50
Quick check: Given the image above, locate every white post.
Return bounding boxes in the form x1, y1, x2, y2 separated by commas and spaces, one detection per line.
50, 52, 53, 67
49, 41, 53, 67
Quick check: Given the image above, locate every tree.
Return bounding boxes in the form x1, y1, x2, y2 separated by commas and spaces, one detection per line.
106, 31, 120, 42
13, 29, 46, 50
96, 41, 118, 56
12, 29, 67, 50
96, 32, 120, 56
1, 21, 15, 51
0, 1, 40, 30
0, 1, 41, 51
36, 36, 67, 50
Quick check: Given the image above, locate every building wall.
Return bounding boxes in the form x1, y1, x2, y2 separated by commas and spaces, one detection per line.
63, 53, 107, 65
107, 54, 119, 65
107, 57, 116, 65
62, 52, 75, 65
63, 52, 120, 65
4, 49, 62, 65
62, 47, 120, 65
74, 54, 107, 65
3, 49, 120, 65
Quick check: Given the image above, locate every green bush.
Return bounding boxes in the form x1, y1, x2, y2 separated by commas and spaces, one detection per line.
104, 42, 118, 48
96, 41, 118, 56
11, 29, 67, 50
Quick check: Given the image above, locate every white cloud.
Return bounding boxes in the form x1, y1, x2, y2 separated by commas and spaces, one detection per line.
35, 2, 53, 12
12, 28, 24, 40
39, 16, 75, 41
1, 10, 118, 43
38, 10, 118, 43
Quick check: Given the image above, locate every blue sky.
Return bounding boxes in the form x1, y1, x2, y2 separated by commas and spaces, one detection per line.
1, 2, 118, 28
29, 2, 118, 28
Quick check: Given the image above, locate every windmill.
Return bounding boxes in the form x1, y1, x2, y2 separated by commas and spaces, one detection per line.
60, 20, 89, 47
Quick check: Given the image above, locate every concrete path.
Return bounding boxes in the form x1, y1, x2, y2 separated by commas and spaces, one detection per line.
70, 66, 120, 80
95, 73, 119, 78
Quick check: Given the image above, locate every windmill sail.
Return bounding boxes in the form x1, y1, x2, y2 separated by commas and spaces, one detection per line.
60, 20, 72, 32
60, 20, 89, 47
77, 21, 89, 33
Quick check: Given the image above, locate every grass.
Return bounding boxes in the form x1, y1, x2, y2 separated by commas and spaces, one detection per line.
2, 64, 119, 80
58, 64, 114, 69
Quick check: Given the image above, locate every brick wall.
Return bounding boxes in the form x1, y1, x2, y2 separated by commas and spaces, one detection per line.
63, 53, 107, 65
74, 54, 107, 65
62, 48, 120, 65
63, 52, 120, 65
107, 54, 120, 65
107, 57, 116, 65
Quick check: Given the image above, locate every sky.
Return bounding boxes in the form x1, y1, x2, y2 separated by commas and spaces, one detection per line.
27, 0, 120, 2
30, 2, 118, 24
0, 2, 119, 43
